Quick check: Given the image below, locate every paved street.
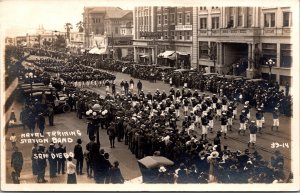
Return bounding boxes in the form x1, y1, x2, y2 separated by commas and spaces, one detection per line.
6, 58, 292, 184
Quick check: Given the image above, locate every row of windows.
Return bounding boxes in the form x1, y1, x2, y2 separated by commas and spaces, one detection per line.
262, 43, 292, 68
140, 31, 192, 40
197, 12, 291, 29
199, 6, 219, 10
157, 13, 191, 25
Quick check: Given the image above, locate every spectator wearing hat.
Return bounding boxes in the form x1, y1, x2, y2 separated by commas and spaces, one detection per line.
47, 142, 57, 178
156, 166, 171, 183
207, 151, 219, 183
272, 107, 280, 131
175, 163, 188, 184
248, 121, 257, 147
11, 147, 23, 179
56, 142, 66, 175
109, 161, 124, 184
74, 139, 84, 175
66, 157, 77, 184
37, 144, 47, 183
31, 143, 38, 175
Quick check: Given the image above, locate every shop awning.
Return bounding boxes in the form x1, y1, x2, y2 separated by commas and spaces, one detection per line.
158, 50, 176, 60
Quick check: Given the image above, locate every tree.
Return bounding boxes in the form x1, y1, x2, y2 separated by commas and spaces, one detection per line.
64, 23, 73, 41
53, 34, 66, 50
76, 21, 84, 33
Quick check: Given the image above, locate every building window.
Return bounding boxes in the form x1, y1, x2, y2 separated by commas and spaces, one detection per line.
164, 15, 168, 25
179, 32, 183, 40
115, 27, 118, 34
280, 75, 291, 86
211, 17, 219, 29
199, 18, 207, 29
199, 41, 209, 58
200, 7, 206, 10
238, 8, 243, 26
185, 13, 191, 24
264, 13, 276, 27
171, 31, 175, 40
280, 44, 292, 68
262, 43, 277, 64
178, 13, 182, 24
212, 6, 214, 9
186, 31, 191, 40
158, 15, 161, 25
164, 32, 168, 39
247, 7, 253, 27
170, 14, 175, 24
283, 12, 291, 27
96, 29, 99, 34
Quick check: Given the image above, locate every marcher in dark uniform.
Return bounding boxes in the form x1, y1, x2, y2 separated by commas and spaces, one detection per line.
74, 139, 84, 175
137, 80, 143, 95
37, 144, 48, 183
36, 112, 45, 136
107, 123, 116, 148
220, 112, 228, 139
256, 108, 263, 134
31, 143, 38, 175
248, 121, 257, 147
47, 104, 54, 126
47, 142, 57, 178
272, 107, 280, 131
56, 143, 66, 175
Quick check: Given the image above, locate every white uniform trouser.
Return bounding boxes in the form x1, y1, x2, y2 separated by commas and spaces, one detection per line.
250, 134, 256, 143
221, 125, 227, 133
175, 109, 180, 117
240, 123, 246, 130
228, 118, 233, 126
209, 120, 214, 128
273, 119, 279, 126
256, 120, 263, 128
222, 105, 227, 111
202, 125, 208, 134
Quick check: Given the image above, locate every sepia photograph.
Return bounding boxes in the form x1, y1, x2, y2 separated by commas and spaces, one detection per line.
0, 0, 299, 191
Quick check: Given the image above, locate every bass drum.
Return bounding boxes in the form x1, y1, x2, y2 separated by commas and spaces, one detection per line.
62, 104, 71, 113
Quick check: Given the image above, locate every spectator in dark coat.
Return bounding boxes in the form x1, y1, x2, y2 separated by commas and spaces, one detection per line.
56, 143, 66, 174
109, 161, 124, 184
11, 147, 23, 178
36, 112, 46, 136
74, 139, 84, 175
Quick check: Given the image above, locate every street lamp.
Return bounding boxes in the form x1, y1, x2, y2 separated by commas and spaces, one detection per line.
265, 59, 275, 83
25, 72, 37, 103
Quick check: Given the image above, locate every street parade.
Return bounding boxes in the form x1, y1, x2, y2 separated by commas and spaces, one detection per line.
4, 46, 293, 184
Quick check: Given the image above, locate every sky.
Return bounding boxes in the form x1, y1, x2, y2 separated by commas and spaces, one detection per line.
0, 0, 135, 37
0, 0, 298, 37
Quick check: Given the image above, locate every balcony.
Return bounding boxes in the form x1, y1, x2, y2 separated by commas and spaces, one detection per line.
198, 27, 291, 37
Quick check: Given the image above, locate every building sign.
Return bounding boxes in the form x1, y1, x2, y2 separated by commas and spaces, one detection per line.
133, 41, 148, 46
175, 25, 192, 31
139, 32, 163, 38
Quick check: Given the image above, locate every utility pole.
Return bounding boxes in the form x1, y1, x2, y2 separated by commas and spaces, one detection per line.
111, 31, 114, 60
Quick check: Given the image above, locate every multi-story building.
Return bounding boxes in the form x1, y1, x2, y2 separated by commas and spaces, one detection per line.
133, 6, 193, 68
192, 6, 292, 85
83, 7, 133, 59
133, 6, 292, 85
